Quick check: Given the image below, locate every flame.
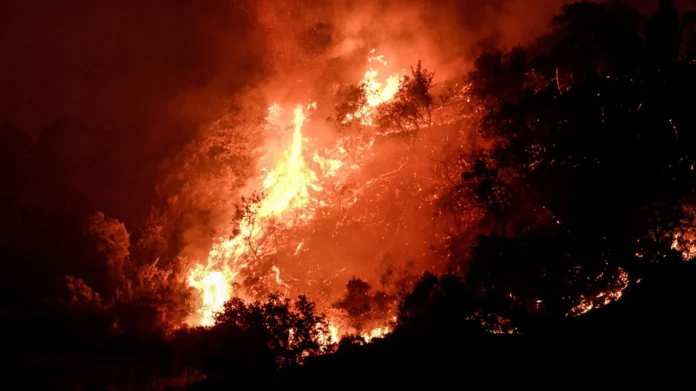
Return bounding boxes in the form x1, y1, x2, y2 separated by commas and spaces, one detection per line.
313, 152, 343, 177
316, 321, 392, 347
344, 49, 402, 125
364, 49, 401, 107
318, 323, 340, 347
187, 104, 321, 326
362, 326, 390, 343
186, 269, 231, 326
259, 105, 321, 218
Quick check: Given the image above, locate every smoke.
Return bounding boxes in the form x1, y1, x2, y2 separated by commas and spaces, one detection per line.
247, 0, 568, 103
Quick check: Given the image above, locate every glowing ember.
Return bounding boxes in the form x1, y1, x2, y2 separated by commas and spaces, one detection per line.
671, 231, 696, 261
317, 321, 392, 347
568, 267, 629, 317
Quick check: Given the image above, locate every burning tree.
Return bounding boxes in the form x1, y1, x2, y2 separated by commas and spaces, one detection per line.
376, 61, 435, 147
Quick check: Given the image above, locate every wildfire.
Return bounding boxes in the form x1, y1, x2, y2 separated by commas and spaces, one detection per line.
188, 104, 321, 326
186, 49, 405, 329
186, 270, 231, 326
188, 49, 436, 352
568, 267, 630, 317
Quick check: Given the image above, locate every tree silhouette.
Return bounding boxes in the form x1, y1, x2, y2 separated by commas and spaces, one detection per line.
376, 61, 435, 147
210, 293, 329, 372
334, 277, 397, 334
84, 212, 130, 301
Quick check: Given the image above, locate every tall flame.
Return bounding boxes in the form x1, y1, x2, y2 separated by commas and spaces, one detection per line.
260, 105, 321, 218
188, 104, 320, 326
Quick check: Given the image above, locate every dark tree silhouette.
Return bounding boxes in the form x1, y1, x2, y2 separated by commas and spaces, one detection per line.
376, 61, 436, 147
449, 0, 696, 332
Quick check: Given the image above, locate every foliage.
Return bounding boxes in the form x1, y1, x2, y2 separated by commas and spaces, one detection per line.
116, 260, 192, 333
69, 211, 193, 334
211, 294, 329, 368
376, 62, 436, 147
455, 0, 696, 324
333, 84, 370, 128
398, 272, 518, 335
134, 208, 169, 263
84, 212, 130, 300
64, 275, 103, 308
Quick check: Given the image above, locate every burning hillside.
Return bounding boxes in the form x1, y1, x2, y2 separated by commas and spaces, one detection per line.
183, 50, 468, 340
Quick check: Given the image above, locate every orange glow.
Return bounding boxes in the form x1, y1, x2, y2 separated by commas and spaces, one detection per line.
568, 267, 629, 317
671, 231, 696, 261
364, 50, 401, 107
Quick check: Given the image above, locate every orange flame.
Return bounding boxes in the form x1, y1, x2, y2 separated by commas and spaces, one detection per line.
568, 267, 629, 317
187, 104, 321, 326
364, 50, 401, 107
344, 49, 402, 126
